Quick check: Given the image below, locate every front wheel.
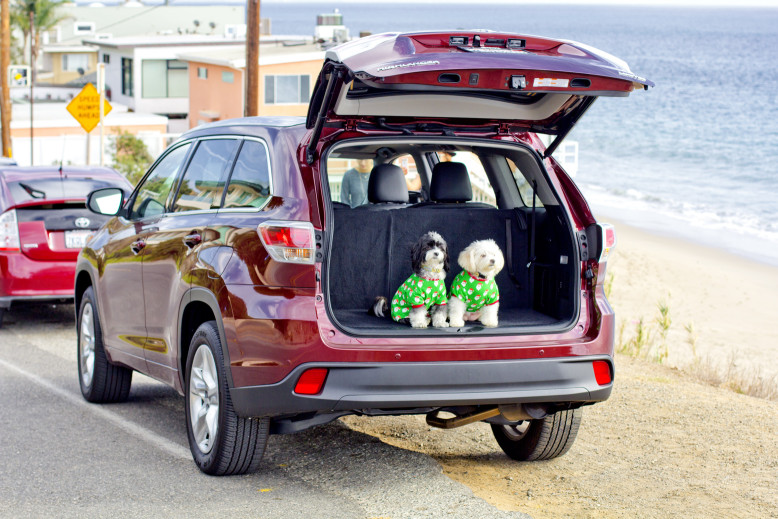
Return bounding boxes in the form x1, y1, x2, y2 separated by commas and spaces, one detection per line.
77, 286, 132, 403
185, 321, 269, 475
491, 408, 582, 461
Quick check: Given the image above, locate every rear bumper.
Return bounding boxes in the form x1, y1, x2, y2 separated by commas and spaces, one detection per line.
0, 253, 76, 307
230, 355, 613, 418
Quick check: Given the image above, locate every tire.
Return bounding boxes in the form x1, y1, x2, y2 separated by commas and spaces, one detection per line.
77, 286, 133, 403
0, 307, 4, 328
491, 408, 582, 461
185, 321, 269, 476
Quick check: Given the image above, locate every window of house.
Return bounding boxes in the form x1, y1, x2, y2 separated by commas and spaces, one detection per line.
73, 22, 95, 35
121, 57, 133, 97
222, 140, 271, 209
172, 139, 239, 212
62, 54, 89, 73
222, 71, 234, 83
131, 143, 191, 219
264, 74, 310, 104
197, 67, 208, 79
141, 60, 188, 99
102, 54, 110, 64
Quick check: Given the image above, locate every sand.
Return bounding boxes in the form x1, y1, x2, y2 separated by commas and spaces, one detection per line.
605, 219, 778, 382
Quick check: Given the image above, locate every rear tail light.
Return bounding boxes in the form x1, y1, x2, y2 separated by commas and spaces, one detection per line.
294, 368, 328, 395
257, 221, 316, 264
0, 209, 21, 252
593, 360, 612, 385
597, 223, 616, 263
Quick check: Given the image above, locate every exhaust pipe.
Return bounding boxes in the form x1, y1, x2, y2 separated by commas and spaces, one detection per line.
426, 404, 549, 430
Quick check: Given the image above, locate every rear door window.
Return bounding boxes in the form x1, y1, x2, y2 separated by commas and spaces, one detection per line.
222, 140, 271, 209
172, 138, 239, 212
131, 143, 191, 219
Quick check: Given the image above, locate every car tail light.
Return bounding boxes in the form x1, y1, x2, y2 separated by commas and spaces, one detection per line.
0, 209, 21, 252
593, 360, 612, 385
294, 368, 328, 395
257, 221, 316, 264
597, 223, 616, 263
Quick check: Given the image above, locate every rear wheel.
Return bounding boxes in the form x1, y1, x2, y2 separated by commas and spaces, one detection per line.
185, 321, 269, 475
77, 287, 132, 403
491, 408, 582, 461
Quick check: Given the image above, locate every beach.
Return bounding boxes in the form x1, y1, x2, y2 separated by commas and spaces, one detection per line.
603, 217, 778, 384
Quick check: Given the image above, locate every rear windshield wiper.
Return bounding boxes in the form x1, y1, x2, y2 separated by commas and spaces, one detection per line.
19, 183, 46, 199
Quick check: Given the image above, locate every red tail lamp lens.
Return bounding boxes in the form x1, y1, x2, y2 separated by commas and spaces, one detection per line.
259, 226, 313, 248
593, 361, 612, 385
294, 368, 328, 395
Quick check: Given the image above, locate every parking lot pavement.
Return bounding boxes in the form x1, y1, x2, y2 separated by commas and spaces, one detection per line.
0, 305, 530, 519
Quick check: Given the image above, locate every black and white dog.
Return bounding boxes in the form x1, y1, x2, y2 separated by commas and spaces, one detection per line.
369, 231, 450, 328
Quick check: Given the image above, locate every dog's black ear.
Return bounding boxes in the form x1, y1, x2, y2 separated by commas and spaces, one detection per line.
410, 238, 423, 272
443, 248, 450, 273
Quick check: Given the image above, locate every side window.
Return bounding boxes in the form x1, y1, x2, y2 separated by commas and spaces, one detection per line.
222, 140, 271, 209
436, 151, 496, 206
172, 139, 238, 212
507, 158, 544, 208
390, 154, 421, 192
131, 143, 191, 219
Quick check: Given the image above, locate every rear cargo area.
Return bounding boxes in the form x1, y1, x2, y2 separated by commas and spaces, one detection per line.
323, 139, 581, 335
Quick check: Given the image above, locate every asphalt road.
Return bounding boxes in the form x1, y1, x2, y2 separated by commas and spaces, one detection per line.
0, 303, 529, 519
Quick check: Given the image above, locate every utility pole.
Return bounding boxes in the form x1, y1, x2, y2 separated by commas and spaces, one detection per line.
244, 0, 259, 117
1, 0, 12, 158
29, 8, 34, 165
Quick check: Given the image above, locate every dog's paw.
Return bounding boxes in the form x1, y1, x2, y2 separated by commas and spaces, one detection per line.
480, 318, 498, 328
432, 317, 449, 328
449, 318, 465, 328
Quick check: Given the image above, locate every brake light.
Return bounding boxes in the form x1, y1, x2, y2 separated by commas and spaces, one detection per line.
0, 209, 21, 252
257, 221, 316, 264
598, 223, 616, 263
294, 368, 328, 395
593, 360, 612, 385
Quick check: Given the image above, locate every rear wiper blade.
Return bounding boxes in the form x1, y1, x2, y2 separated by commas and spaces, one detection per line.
19, 183, 46, 199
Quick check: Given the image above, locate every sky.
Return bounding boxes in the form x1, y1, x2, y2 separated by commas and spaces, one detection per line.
89, 0, 778, 7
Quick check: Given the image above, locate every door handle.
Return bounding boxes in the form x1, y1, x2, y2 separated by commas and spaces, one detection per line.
184, 233, 202, 248
131, 239, 146, 254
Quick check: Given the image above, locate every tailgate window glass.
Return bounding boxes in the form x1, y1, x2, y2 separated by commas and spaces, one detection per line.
173, 139, 238, 212
8, 178, 122, 204
436, 151, 496, 207
222, 140, 271, 209
131, 143, 191, 219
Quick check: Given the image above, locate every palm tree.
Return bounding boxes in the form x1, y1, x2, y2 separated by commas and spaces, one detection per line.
10, 0, 68, 82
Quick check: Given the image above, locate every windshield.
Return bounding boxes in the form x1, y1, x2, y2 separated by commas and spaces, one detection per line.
8, 177, 122, 204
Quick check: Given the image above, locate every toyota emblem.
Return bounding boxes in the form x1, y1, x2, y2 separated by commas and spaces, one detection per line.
74, 217, 91, 229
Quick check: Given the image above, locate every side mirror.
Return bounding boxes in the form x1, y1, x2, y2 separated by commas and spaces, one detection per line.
87, 187, 125, 216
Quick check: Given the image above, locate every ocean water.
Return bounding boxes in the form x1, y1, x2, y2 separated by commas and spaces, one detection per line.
263, 2, 778, 265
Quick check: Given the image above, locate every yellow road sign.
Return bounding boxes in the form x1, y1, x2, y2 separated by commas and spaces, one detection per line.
66, 83, 112, 133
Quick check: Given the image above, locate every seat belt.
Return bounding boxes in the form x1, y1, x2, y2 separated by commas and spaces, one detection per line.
527, 180, 537, 305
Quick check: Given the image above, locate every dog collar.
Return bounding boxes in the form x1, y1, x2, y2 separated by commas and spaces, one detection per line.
469, 271, 488, 282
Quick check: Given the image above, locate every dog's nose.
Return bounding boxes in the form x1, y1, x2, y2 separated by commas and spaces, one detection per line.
489, 259, 495, 265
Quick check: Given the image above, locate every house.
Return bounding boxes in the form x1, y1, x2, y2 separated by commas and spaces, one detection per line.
178, 42, 325, 128
82, 35, 315, 133
37, 4, 252, 87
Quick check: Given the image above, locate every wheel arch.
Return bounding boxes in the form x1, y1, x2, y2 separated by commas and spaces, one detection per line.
178, 287, 234, 390
74, 269, 95, 314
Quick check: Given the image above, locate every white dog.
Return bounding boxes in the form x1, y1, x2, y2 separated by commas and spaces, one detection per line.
448, 239, 504, 328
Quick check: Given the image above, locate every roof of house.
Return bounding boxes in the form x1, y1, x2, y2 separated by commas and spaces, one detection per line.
177, 42, 325, 70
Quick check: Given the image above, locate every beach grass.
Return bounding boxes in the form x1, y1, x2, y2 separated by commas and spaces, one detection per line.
614, 288, 778, 401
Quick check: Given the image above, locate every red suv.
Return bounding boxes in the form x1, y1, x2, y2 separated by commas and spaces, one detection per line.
75, 31, 650, 475
0, 166, 131, 327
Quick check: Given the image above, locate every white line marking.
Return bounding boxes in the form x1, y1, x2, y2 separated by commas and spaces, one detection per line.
0, 358, 191, 461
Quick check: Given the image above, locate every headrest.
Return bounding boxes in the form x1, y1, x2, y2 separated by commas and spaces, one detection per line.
430, 161, 472, 203
367, 164, 409, 204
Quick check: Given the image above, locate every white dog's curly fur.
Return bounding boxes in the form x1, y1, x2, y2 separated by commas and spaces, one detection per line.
448, 239, 504, 328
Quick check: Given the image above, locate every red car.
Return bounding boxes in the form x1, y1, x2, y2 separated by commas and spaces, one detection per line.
76, 31, 650, 475
0, 166, 132, 327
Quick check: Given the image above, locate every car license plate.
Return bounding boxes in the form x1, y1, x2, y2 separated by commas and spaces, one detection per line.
65, 230, 94, 249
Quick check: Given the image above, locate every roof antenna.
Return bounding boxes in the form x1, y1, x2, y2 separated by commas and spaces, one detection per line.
59, 135, 65, 176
